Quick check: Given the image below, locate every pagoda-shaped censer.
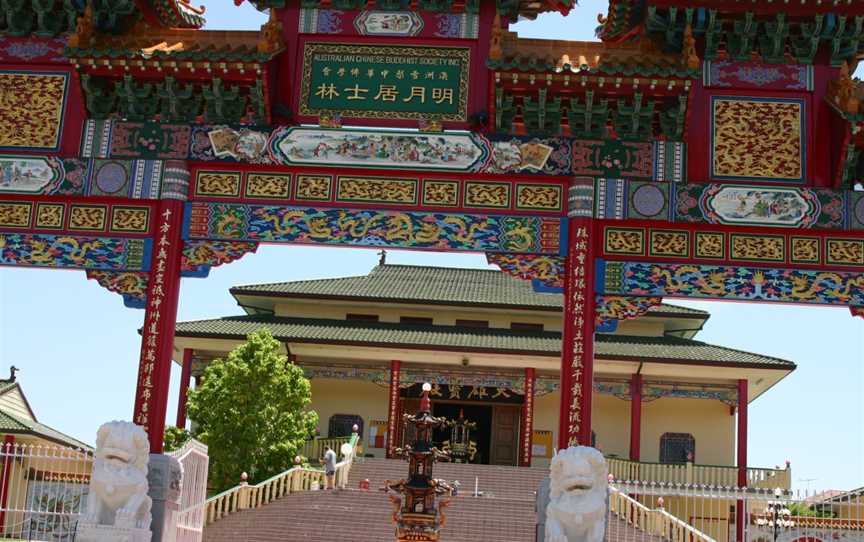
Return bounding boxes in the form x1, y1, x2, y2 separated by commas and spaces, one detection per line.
383, 382, 452, 542
442, 409, 477, 464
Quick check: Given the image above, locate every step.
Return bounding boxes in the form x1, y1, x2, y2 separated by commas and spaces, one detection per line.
349, 458, 549, 502
203, 489, 536, 542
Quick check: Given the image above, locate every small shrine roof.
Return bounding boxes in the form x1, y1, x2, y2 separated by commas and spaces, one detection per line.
489, 32, 698, 78
231, 264, 707, 317
174, 315, 794, 369
67, 28, 275, 63
0, 409, 91, 450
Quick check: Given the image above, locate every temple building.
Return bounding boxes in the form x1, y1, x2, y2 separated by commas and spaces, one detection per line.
172, 263, 794, 477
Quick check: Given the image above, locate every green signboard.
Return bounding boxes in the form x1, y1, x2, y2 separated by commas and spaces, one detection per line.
299, 42, 470, 122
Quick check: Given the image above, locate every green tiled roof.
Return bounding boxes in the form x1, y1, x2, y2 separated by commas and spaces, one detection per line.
231, 264, 708, 317
175, 315, 793, 369
0, 410, 91, 450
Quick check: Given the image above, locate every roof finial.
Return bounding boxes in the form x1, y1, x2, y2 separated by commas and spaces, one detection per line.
378, 250, 387, 266
8, 366, 17, 382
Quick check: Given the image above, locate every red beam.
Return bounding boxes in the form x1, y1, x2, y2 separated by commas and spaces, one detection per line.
520, 367, 535, 466
133, 199, 184, 453
629, 373, 642, 461
386, 360, 401, 459
558, 218, 596, 449
0, 435, 14, 533
736, 378, 748, 542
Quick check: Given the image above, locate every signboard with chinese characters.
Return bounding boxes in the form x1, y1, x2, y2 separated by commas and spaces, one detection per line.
401, 383, 524, 404
299, 42, 470, 122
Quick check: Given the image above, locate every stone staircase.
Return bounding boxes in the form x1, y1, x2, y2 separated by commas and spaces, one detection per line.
202, 459, 663, 542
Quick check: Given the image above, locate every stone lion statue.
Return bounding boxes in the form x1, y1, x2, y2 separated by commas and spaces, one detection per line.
82, 421, 152, 532
545, 446, 608, 542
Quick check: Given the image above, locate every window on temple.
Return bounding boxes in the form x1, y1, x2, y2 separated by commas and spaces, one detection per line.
328, 414, 363, 438
659, 433, 695, 464
510, 322, 544, 332
400, 316, 434, 326
455, 319, 489, 328
346, 313, 379, 322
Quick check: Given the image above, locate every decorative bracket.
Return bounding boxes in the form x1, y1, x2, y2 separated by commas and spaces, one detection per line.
486, 253, 565, 290
595, 295, 663, 332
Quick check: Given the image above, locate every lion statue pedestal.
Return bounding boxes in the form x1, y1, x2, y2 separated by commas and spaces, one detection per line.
76, 421, 152, 542
541, 446, 609, 542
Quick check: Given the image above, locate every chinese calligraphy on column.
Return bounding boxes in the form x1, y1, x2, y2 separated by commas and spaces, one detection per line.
558, 218, 596, 449
387, 360, 401, 458
520, 367, 535, 466
133, 200, 184, 452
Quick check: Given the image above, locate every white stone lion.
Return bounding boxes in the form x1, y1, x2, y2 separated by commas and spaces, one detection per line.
82, 421, 152, 532
545, 446, 608, 542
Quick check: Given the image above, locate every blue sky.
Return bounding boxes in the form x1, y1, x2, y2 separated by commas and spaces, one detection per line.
0, 0, 861, 491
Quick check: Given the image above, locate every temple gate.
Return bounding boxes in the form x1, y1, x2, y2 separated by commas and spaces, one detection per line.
2, 0, 864, 492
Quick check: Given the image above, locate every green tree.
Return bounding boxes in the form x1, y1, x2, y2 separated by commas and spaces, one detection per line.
163, 426, 192, 452
186, 329, 319, 492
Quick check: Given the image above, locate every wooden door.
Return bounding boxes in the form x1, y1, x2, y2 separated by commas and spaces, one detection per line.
490, 405, 520, 466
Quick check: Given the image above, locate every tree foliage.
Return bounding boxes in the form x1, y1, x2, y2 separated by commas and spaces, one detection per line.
163, 426, 192, 452
186, 329, 319, 492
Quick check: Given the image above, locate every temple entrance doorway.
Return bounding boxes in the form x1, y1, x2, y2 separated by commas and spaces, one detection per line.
399, 382, 525, 466
432, 402, 492, 464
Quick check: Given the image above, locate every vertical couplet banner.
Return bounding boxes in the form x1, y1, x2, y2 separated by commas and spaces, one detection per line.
387, 360, 401, 458
133, 199, 184, 453
520, 367, 535, 466
558, 218, 596, 450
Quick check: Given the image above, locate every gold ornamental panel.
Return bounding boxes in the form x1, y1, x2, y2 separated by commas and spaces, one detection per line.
0, 202, 32, 228
34, 203, 64, 229
295, 175, 333, 201
68, 205, 108, 231
730, 234, 785, 262
246, 173, 292, 199
604, 228, 645, 255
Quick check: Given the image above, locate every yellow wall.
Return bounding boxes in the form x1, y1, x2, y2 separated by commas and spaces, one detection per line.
525, 391, 735, 468
309, 378, 389, 458
641, 397, 735, 466
274, 301, 562, 331
592, 394, 630, 459
613, 319, 666, 337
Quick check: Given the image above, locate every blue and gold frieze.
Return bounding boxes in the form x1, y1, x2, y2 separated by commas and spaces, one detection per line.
598, 260, 864, 306
183, 202, 564, 255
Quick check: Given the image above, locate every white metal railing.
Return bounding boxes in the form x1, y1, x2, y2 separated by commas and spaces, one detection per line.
204, 433, 359, 525
607, 457, 791, 490
0, 442, 93, 542
169, 439, 209, 542
608, 481, 864, 542
608, 485, 716, 542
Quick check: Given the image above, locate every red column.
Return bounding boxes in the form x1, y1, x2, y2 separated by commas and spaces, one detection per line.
134, 199, 185, 453
176, 348, 193, 429
0, 435, 14, 532
558, 218, 596, 450
629, 374, 642, 461
520, 368, 536, 467
736, 378, 748, 542
386, 360, 401, 459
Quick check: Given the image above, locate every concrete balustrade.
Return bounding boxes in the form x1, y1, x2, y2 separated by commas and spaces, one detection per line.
606, 456, 791, 489
204, 433, 359, 525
